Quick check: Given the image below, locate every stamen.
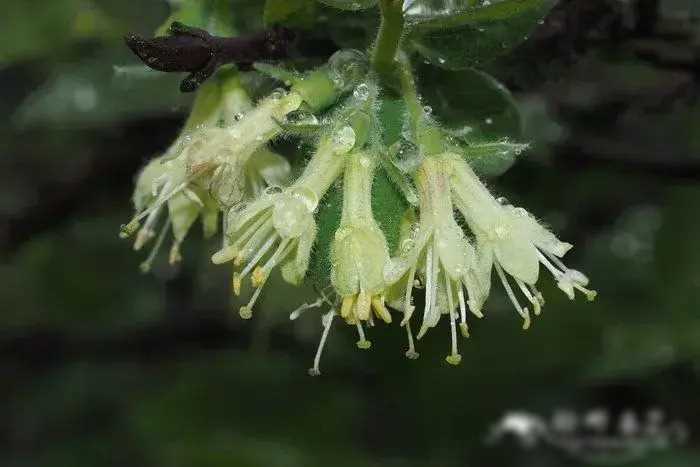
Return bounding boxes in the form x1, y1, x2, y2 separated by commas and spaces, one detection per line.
371, 296, 392, 323
119, 218, 141, 239
457, 287, 470, 338
232, 212, 272, 251
528, 283, 545, 307
400, 263, 417, 326
183, 188, 204, 207
574, 283, 598, 301
405, 321, 420, 359
417, 243, 436, 340
516, 279, 542, 316
234, 220, 274, 266
239, 235, 277, 280
340, 295, 355, 321
308, 311, 335, 376
495, 262, 531, 330
169, 241, 183, 264
289, 297, 325, 320
355, 322, 371, 349
445, 309, 462, 365
134, 204, 163, 250
132, 180, 189, 224
537, 250, 565, 279
232, 272, 242, 296
211, 244, 239, 264
239, 284, 264, 319
139, 219, 171, 273
251, 238, 292, 287
355, 289, 371, 321
542, 249, 571, 273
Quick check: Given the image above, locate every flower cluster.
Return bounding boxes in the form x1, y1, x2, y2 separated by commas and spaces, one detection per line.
123, 49, 595, 374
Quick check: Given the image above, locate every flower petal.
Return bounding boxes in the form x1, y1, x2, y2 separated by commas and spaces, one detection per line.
494, 236, 540, 285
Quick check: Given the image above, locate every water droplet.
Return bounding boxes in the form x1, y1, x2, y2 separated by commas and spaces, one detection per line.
264, 185, 283, 196
437, 57, 446, 64
485, 117, 493, 125
496, 196, 509, 205
289, 186, 319, 212
286, 110, 319, 126
328, 49, 369, 93
270, 88, 285, 100
393, 138, 422, 173
353, 83, 370, 100
423, 105, 432, 115
332, 126, 356, 154
232, 113, 243, 122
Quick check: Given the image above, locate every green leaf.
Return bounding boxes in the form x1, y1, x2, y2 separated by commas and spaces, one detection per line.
307, 184, 343, 287
317, 0, 378, 11
307, 166, 407, 288
264, 0, 318, 27
407, 0, 557, 70
458, 139, 530, 177
417, 64, 522, 139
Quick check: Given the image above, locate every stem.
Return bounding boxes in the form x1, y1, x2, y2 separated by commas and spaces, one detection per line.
371, 0, 405, 86
397, 55, 446, 156
341, 151, 376, 223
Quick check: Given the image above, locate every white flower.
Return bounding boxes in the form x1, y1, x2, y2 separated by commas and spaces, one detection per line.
121, 86, 302, 267
446, 153, 596, 329
211, 130, 354, 318
330, 151, 392, 350
384, 157, 488, 365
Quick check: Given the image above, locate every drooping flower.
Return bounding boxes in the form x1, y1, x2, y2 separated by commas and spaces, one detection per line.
331, 150, 392, 347
445, 153, 596, 329
212, 128, 356, 318
120, 77, 302, 267
384, 156, 490, 365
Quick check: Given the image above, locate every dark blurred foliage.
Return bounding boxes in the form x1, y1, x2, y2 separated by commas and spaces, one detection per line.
1, 1, 700, 466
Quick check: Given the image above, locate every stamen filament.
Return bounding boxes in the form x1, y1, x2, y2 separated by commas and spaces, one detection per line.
457, 286, 470, 338
495, 262, 531, 330
355, 322, 371, 349
400, 263, 417, 326
239, 285, 264, 319
446, 309, 462, 365
516, 279, 542, 316
140, 219, 171, 273
405, 321, 419, 359
308, 311, 335, 376
239, 235, 277, 280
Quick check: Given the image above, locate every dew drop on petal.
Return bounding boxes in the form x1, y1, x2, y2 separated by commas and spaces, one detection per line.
332, 126, 356, 154
353, 83, 370, 100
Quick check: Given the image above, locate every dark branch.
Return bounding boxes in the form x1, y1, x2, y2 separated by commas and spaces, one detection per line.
125, 22, 296, 92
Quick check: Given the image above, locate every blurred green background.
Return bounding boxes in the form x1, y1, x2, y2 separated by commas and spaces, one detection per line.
1, 1, 699, 466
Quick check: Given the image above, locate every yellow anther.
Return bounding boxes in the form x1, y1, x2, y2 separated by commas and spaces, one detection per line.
459, 322, 470, 338
340, 296, 355, 320
232, 273, 242, 296
356, 291, 371, 321
251, 266, 268, 288
371, 296, 392, 324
